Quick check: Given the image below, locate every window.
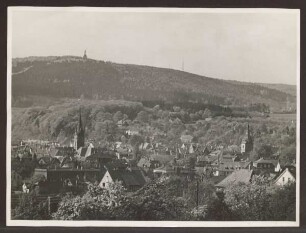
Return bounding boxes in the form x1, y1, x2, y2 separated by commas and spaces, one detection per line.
283, 177, 285, 182
102, 183, 105, 187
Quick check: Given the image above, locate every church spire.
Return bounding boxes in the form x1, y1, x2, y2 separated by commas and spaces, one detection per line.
74, 107, 85, 150
78, 107, 83, 131
247, 123, 250, 139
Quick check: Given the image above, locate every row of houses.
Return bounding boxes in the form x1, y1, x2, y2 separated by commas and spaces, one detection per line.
215, 165, 296, 190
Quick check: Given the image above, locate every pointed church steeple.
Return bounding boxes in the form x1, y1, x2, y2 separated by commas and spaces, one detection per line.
241, 123, 253, 154
78, 108, 83, 132
74, 108, 85, 150
247, 123, 250, 138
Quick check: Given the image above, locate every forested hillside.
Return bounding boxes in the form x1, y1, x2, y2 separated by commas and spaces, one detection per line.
12, 56, 296, 110
258, 83, 297, 97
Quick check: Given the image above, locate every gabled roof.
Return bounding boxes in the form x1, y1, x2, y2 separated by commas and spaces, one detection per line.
38, 156, 52, 164
274, 167, 296, 183
202, 146, 210, 155
137, 157, 160, 168
254, 158, 279, 167
180, 135, 193, 141
87, 149, 115, 160
215, 169, 253, 188
153, 165, 174, 173
60, 156, 76, 167
197, 155, 218, 163
209, 150, 222, 157
50, 147, 75, 157
149, 154, 175, 165
77, 147, 88, 157
107, 168, 146, 187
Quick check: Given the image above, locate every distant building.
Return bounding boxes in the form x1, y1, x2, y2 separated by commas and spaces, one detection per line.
241, 123, 253, 154
73, 109, 85, 150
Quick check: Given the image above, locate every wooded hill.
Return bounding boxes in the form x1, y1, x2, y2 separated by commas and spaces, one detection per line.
12, 56, 295, 110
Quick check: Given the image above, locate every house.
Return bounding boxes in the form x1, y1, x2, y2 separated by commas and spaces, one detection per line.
38, 156, 52, 166
117, 120, 129, 128
215, 169, 254, 189
253, 158, 281, 173
115, 145, 133, 159
34, 167, 102, 193
180, 135, 193, 144
137, 157, 161, 170
76, 147, 89, 157
139, 142, 151, 151
153, 165, 176, 177
85, 149, 116, 167
153, 162, 196, 180
99, 167, 146, 192
16, 150, 35, 161
125, 129, 139, 136
273, 167, 296, 186
196, 155, 218, 167
209, 149, 222, 158
76, 146, 116, 167
148, 153, 175, 166
60, 156, 77, 168
188, 144, 198, 154
202, 146, 210, 156
50, 147, 75, 158
220, 154, 240, 163
215, 161, 252, 177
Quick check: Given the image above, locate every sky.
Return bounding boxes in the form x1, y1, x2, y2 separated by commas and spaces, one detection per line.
9, 8, 299, 85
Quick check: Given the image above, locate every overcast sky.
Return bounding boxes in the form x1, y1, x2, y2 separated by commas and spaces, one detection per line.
10, 8, 299, 85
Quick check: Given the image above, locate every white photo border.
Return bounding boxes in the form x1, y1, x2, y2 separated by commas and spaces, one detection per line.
6, 6, 301, 227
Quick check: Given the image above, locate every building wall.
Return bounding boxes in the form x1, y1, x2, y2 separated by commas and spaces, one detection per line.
241, 143, 246, 153
275, 170, 295, 186
99, 171, 113, 189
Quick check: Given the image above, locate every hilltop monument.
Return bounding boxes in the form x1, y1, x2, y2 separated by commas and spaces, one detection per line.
83, 50, 87, 60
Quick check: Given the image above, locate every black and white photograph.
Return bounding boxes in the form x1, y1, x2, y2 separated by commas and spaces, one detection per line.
6, 7, 300, 227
